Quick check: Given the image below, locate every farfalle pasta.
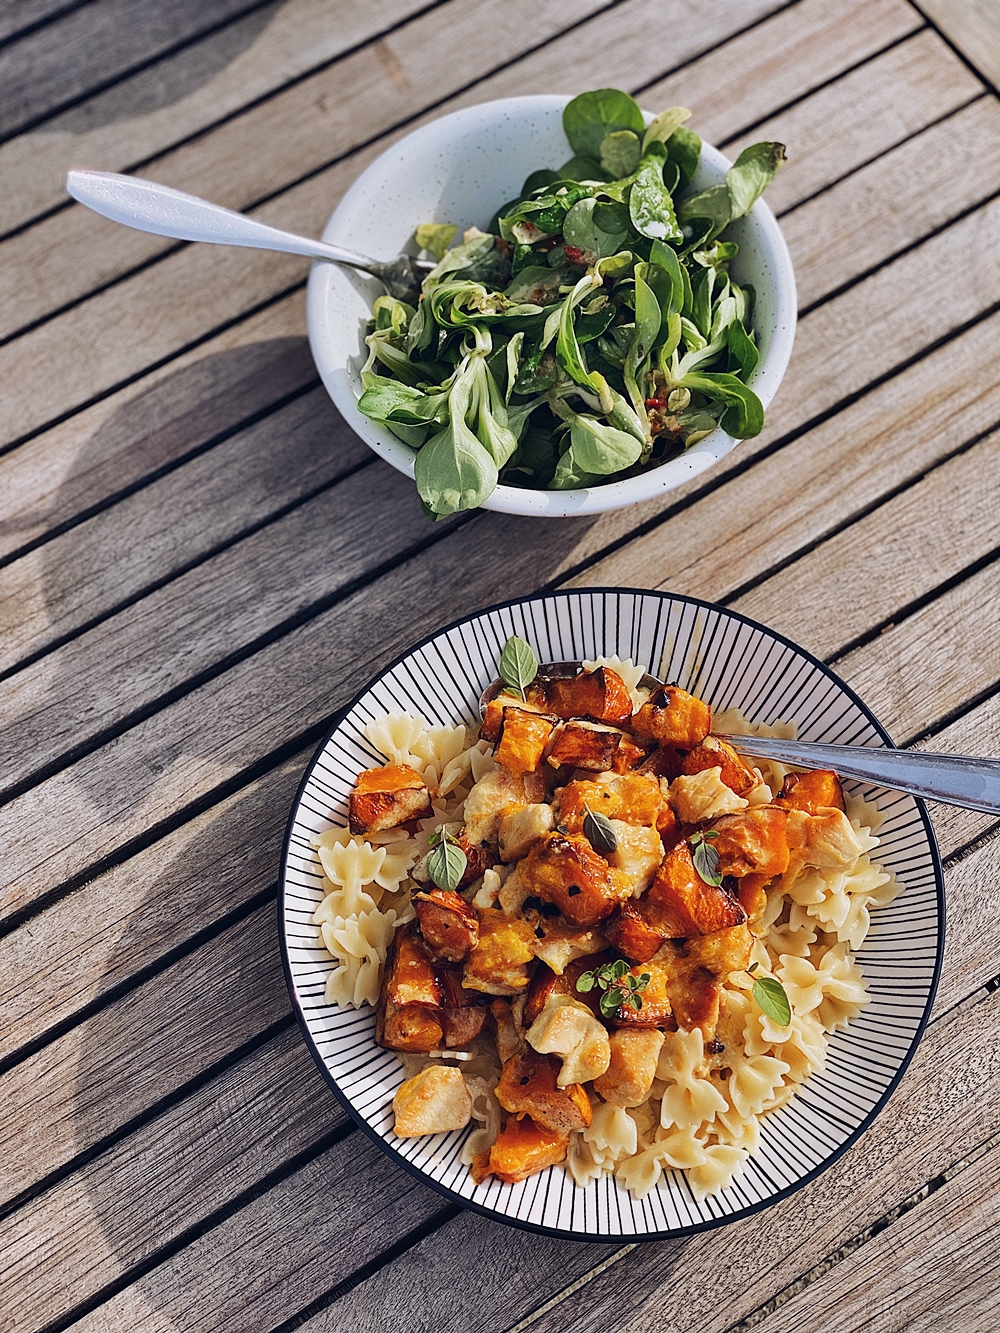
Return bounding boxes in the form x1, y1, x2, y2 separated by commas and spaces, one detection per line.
311, 652, 897, 1202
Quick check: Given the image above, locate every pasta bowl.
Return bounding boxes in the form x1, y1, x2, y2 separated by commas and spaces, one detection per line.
279, 589, 942, 1240
306, 96, 796, 518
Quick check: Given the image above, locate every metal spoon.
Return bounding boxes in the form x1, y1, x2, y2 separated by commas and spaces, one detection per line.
480, 663, 1000, 816
65, 169, 433, 303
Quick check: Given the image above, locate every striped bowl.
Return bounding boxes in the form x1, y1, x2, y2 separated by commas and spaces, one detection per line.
279, 589, 943, 1240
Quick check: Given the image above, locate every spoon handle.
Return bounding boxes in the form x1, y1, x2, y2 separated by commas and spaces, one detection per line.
719, 735, 1000, 815
65, 169, 377, 271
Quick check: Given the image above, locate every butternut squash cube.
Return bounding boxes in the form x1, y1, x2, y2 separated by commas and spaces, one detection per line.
521, 833, 630, 927
632, 685, 712, 748
495, 707, 556, 775
496, 1051, 592, 1132
348, 763, 432, 834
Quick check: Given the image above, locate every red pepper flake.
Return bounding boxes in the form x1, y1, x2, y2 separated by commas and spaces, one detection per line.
645, 398, 667, 409
564, 245, 586, 265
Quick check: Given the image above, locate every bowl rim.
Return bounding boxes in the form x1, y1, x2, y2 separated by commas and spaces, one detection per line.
306, 93, 798, 518
277, 587, 945, 1243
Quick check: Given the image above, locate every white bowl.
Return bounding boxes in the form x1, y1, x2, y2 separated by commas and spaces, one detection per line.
307, 96, 797, 518
280, 589, 943, 1240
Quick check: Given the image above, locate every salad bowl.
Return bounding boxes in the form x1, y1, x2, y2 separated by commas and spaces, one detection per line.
279, 589, 942, 1239
306, 95, 797, 518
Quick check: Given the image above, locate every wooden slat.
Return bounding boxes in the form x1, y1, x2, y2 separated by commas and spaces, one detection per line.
635, 0, 920, 147
722, 28, 982, 214
0, 0, 268, 139
920, 0, 1000, 90
0, 0, 910, 344
783, 93, 1000, 308
0, 0, 437, 234
0, 747, 309, 1062
0, 1027, 346, 1333
0, 291, 312, 566
750, 1143, 1000, 1332
0, 0, 84, 45
0, 901, 286, 1210
27, 909, 1000, 1333
0, 386, 369, 676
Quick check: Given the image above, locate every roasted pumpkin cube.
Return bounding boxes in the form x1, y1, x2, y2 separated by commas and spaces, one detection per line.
547, 721, 625, 771
777, 768, 846, 814
414, 889, 480, 963
530, 917, 607, 975
612, 734, 650, 773
557, 772, 667, 833
386, 926, 442, 1008
593, 1028, 664, 1107
632, 685, 712, 748
734, 871, 770, 921
681, 737, 759, 796
348, 763, 432, 834
527, 667, 633, 724
376, 996, 444, 1053
521, 833, 629, 927
495, 707, 556, 775
603, 901, 667, 964
462, 908, 537, 995
490, 997, 525, 1064
686, 923, 754, 977
608, 958, 674, 1028
636, 744, 684, 780
440, 1004, 489, 1048
476, 1114, 569, 1184
712, 806, 791, 878
496, 1051, 592, 1132
643, 841, 747, 937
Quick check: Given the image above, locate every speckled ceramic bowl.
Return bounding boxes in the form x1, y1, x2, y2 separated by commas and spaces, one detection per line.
307, 96, 796, 517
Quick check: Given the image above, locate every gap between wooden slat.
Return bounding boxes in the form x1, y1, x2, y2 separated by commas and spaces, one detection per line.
0, 0, 96, 51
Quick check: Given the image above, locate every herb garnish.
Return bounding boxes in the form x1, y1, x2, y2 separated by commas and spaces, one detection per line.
583, 805, 618, 854
689, 829, 722, 887
498, 635, 539, 700
577, 958, 650, 1017
426, 828, 468, 891
752, 973, 792, 1026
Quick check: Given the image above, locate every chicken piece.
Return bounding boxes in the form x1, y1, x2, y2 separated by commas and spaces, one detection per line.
547, 721, 625, 772
711, 806, 792, 879
527, 666, 633, 724
491, 997, 525, 1063
670, 768, 749, 824
463, 766, 527, 846
647, 944, 720, 1038
557, 771, 668, 833
462, 908, 537, 995
495, 707, 557, 775
496, 1051, 592, 1131
603, 900, 668, 964
497, 803, 555, 863
777, 767, 845, 814
526, 993, 611, 1085
593, 1029, 665, 1107
632, 685, 712, 748
498, 861, 531, 915
686, 922, 754, 977
607, 959, 674, 1028
796, 807, 865, 869
681, 737, 760, 797
414, 889, 479, 963
531, 918, 607, 974
643, 841, 747, 937
348, 763, 432, 835
521, 832, 630, 928
472, 1115, 569, 1184
612, 733, 649, 773
392, 1065, 473, 1136
607, 822, 663, 897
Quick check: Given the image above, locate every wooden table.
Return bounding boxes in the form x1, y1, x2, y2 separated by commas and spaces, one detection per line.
2, 1, 1000, 1329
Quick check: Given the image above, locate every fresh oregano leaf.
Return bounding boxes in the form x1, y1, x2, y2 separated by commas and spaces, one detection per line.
498, 635, 539, 700
427, 834, 467, 891
600, 988, 626, 1017
575, 970, 596, 993
753, 975, 792, 1026
584, 805, 618, 854
692, 838, 723, 887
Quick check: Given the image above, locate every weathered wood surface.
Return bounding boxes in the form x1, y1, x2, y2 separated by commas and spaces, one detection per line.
2, 1, 999, 1331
